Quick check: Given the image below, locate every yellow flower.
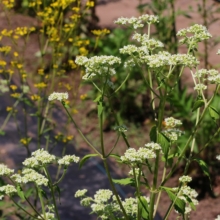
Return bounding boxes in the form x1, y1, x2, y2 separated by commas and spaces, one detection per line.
34, 82, 47, 88
10, 85, 17, 91
86, 1, 94, 7
20, 138, 31, 146
79, 47, 88, 56
0, 60, 7, 67
0, 46, 11, 54
72, 108, 78, 114
31, 94, 41, 101
91, 28, 110, 36
37, 69, 44, 75
80, 94, 87, 100
6, 106, 12, 112
11, 93, 20, 98
13, 52, 19, 57
67, 135, 74, 141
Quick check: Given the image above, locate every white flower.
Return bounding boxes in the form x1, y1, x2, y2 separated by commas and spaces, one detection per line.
58, 155, 80, 166
0, 164, 14, 176
12, 169, 48, 186
23, 149, 56, 168
194, 83, 207, 91
164, 117, 182, 128
216, 155, 220, 161
75, 189, 88, 198
48, 92, 68, 101
179, 175, 192, 183
215, 215, 220, 220
0, 184, 17, 198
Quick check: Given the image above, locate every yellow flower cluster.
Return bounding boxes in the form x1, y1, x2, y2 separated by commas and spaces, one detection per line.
55, 133, 74, 143
1, 0, 15, 9
1, 27, 35, 40
91, 29, 110, 37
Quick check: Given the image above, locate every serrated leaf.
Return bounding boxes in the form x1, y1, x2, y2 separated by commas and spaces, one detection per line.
112, 178, 135, 186
17, 185, 25, 200
79, 154, 98, 169
162, 187, 185, 214
208, 106, 220, 120
150, 125, 157, 142
192, 100, 204, 112
138, 196, 149, 220
158, 132, 170, 160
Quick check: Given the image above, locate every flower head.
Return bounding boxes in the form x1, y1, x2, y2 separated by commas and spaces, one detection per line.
48, 92, 68, 101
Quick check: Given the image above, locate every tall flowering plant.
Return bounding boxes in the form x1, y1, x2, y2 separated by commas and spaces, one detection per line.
49, 14, 220, 219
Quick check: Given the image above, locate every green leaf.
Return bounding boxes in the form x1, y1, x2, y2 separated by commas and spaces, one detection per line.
112, 178, 135, 186
138, 196, 149, 220
39, 189, 48, 200
192, 100, 204, 112
193, 158, 210, 180
184, 195, 196, 210
162, 187, 185, 214
98, 101, 103, 117
17, 185, 25, 200
158, 132, 170, 160
94, 94, 101, 102
208, 106, 220, 120
79, 154, 98, 169
150, 125, 157, 142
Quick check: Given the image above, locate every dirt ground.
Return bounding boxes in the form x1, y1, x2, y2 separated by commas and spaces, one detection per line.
0, 0, 220, 219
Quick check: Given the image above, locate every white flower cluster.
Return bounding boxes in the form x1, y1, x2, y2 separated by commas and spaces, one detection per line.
174, 185, 198, 214
164, 117, 182, 128
162, 117, 183, 141
163, 129, 183, 142
58, 155, 80, 166
119, 44, 149, 56
132, 33, 164, 50
177, 24, 212, 46
12, 168, 49, 186
215, 215, 220, 220
179, 175, 192, 183
48, 92, 68, 101
115, 14, 159, 29
122, 197, 138, 217
23, 149, 56, 168
216, 155, 220, 161
194, 83, 207, 91
75, 189, 88, 198
0, 164, 14, 176
75, 55, 121, 80
128, 168, 142, 177
142, 52, 199, 68
121, 143, 161, 164
0, 184, 17, 199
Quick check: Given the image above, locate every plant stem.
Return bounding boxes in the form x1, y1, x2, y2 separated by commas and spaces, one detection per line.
62, 102, 102, 157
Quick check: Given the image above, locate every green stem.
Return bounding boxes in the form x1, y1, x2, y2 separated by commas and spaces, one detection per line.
62, 102, 102, 157
44, 167, 60, 220
162, 85, 220, 185
12, 198, 41, 220
103, 159, 129, 220
38, 187, 46, 219
53, 168, 67, 186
